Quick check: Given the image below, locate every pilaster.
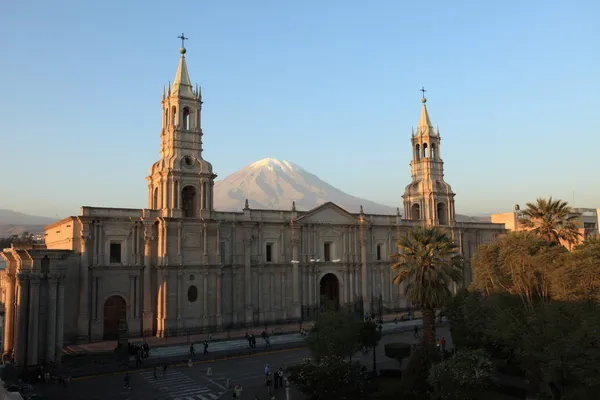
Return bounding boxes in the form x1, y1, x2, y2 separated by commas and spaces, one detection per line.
27, 274, 41, 365
46, 274, 59, 363
142, 223, 154, 334
55, 275, 66, 365
14, 273, 29, 366
3, 272, 15, 355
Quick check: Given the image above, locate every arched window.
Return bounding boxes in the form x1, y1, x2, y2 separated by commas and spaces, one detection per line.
181, 186, 196, 217
187, 285, 198, 302
171, 106, 177, 126
411, 203, 421, 220
422, 143, 428, 158
437, 202, 448, 225
41, 255, 50, 274
431, 143, 437, 159
415, 144, 421, 161
153, 187, 159, 209
183, 107, 191, 130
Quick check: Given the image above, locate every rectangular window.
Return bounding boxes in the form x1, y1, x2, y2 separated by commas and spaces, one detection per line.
220, 241, 226, 264
324, 242, 331, 262
584, 222, 596, 229
376, 244, 382, 261
266, 243, 273, 263
109, 242, 122, 263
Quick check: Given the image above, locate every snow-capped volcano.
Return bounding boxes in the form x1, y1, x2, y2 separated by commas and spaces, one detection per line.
213, 158, 397, 214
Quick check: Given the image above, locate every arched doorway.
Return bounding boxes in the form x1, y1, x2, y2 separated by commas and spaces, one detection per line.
411, 203, 421, 220
437, 202, 448, 225
320, 273, 340, 310
103, 295, 126, 340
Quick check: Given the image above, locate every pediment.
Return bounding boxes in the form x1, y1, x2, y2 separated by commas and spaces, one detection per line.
295, 202, 360, 225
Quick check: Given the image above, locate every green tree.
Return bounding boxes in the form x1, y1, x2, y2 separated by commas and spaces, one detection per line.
358, 319, 382, 373
519, 197, 580, 247
288, 355, 370, 400
305, 309, 362, 360
391, 226, 462, 348
428, 348, 496, 400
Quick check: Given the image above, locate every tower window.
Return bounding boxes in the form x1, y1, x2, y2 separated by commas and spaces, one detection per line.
324, 242, 331, 262
411, 204, 421, 220
174, 181, 179, 208
171, 106, 177, 126
202, 182, 208, 209
153, 187, 159, 209
431, 143, 437, 159
415, 144, 421, 161
183, 107, 191, 130
266, 243, 273, 262
376, 244, 382, 261
181, 185, 196, 217
109, 242, 122, 264
423, 143, 428, 158
437, 202, 448, 225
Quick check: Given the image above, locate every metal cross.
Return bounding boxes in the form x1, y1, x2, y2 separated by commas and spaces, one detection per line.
420, 86, 427, 98
178, 33, 188, 47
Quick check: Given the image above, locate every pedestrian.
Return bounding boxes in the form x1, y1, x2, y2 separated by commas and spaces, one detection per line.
190, 343, 196, 357
277, 367, 284, 388
414, 325, 419, 339
251, 334, 256, 348
245, 332, 251, 347
143, 342, 150, 358
265, 336, 271, 349
124, 372, 131, 390
266, 372, 273, 396
274, 370, 280, 390
264, 364, 271, 377
203, 340, 209, 354
441, 336, 446, 353
153, 366, 157, 380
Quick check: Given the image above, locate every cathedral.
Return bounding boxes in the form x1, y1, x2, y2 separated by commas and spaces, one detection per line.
0, 43, 506, 367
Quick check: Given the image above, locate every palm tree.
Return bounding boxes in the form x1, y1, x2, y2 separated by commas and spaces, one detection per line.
391, 226, 463, 348
519, 197, 580, 247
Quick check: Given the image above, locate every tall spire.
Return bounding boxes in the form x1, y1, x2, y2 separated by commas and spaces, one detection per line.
418, 93, 434, 135
171, 34, 194, 99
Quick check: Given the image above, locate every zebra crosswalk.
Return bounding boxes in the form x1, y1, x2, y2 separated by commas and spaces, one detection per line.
138, 369, 222, 400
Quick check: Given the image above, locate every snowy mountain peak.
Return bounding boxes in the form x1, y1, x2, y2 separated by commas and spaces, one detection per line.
249, 158, 303, 172
214, 159, 396, 214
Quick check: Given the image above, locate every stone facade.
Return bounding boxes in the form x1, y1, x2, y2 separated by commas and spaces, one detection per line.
0, 44, 506, 366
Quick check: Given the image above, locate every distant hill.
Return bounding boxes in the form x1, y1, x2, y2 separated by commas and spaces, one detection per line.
0, 209, 57, 238
214, 158, 487, 222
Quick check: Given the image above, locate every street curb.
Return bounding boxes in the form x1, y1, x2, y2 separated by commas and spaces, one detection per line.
66, 321, 445, 379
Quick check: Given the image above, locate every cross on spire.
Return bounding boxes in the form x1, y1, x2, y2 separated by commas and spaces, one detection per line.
178, 33, 188, 48
420, 86, 427, 98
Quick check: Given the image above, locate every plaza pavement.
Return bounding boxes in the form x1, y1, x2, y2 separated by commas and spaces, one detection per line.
61, 317, 431, 378
38, 327, 453, 400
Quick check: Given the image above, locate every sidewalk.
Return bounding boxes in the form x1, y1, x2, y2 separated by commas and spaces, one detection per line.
62, 317, 429, 378
62, 312, 416, 355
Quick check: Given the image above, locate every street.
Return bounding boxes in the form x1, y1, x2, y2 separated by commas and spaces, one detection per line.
37, 327, 452, 400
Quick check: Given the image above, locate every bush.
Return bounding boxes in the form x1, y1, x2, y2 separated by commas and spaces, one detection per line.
428, 348, 495, 400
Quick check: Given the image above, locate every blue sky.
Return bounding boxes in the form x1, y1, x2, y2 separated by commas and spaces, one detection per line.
1, 0, 598, 218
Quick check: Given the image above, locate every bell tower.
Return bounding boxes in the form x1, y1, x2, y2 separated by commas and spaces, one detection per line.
147, 35, 217, 219
402, 89, 455, 225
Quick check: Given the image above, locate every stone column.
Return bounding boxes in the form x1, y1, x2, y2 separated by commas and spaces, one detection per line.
142, 225, 154, 334
348, 266, 354, 304
243, 237, 253, 325
231, 266, 238, 324
177, 269, 183, 321
3, 273, 15, 355
216, 267, 222, 329
78, 232, 91, 339
160, 270, 168, 334
14, 273, 29, 366
360, 232, 370, 314
258, 272, 263, 324
46, 275, 58, 363
281, 269, 286, 320
202, 272, 209, 328
291, 237, 300, 319
55, 277, 65, 365
27, 275, 41, 365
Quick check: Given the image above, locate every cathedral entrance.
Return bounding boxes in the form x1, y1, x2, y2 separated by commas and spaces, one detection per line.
103, 295, 126, 340
319, 273, 340, 310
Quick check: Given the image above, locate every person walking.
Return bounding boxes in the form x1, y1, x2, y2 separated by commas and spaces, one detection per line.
190, 343, 196, 357
203, 340, 209, 354
123, 372, 131, 390
414, 325, 419, 339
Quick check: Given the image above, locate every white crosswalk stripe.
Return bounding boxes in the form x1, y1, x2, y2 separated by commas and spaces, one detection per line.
138, 369, 222, 400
